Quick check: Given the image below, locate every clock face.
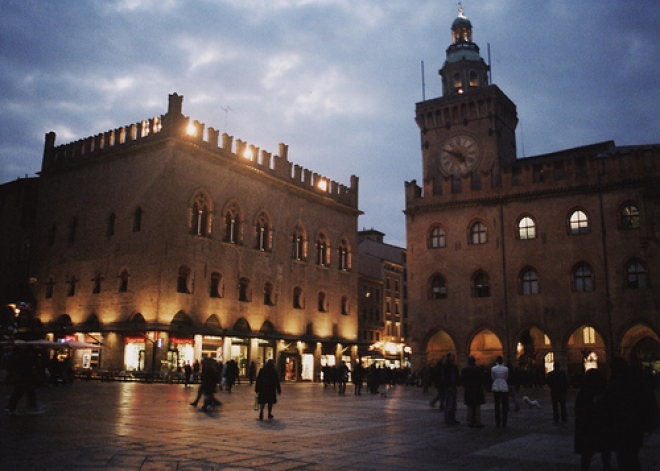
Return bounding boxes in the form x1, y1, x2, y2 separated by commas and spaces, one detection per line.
439, 134, 481, 175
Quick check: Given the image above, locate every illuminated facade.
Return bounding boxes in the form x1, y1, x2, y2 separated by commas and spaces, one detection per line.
405, 8, 660, 379
30, 93, 361, 380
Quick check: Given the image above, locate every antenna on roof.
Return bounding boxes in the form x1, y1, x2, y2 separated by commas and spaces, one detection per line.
221, 105, 232, 134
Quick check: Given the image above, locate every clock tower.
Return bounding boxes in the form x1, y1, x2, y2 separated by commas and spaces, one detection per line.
417, 7, 518, 184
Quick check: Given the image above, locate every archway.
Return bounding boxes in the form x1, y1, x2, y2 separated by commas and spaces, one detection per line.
515, 327, 552, 386
567, 325, 607, 382
621, 323, 660, 372
426, 330, 456, 366
469, 329, 503, 367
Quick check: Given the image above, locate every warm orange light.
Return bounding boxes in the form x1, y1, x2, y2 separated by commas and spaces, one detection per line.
186, 123, 196, 136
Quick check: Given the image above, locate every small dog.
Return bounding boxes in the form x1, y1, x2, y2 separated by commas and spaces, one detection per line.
523, 396, 541, 409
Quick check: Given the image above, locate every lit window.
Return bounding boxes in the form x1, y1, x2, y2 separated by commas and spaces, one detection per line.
621, 204, 640, 230
470, 221, 487, 245
338, 238, 350, 271
292, 225, 306, 261
190, 195, 210, 237
521, 268, 539, 295
569, 210, 589, 235
316, 233, 329, 266
429, 226, 446, 248
582, 326, 596, 345
518, 216, 536, 240
255, 212, 270, 251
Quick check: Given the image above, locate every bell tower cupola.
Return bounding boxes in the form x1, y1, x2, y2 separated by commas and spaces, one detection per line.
440, 6, 490, 96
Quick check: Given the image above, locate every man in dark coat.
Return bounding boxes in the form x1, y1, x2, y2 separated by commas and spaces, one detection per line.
461, 355, 485, 428
443, 353, 460, 425
255, 359, 281, 420
546, 361, 568, 424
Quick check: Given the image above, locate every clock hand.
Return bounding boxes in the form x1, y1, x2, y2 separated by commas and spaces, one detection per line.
446, 150, 466, 162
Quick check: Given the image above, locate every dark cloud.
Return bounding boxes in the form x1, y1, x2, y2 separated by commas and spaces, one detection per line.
1, 0, 658, 248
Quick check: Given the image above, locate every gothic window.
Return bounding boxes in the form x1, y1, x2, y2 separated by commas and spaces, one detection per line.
133, 207, 142, 232
190, 193, 212, 237
520, 267, 539, 295
517, 216, 536, 240
177, 266, 191, 294
224, 205, 240, 243
620, 204, 640, 230
473, 271, 490, 297
210, 272, 222, 298
92, 272, 103, 294
430, 275, 447, 299
238, 277, 250, 302
264, 282, 274, 306
470, 221, 487, 245
68, 217, 78, 244
338, 238, 350, 271
255, 212, 271, 251
318, 292, 327, 312
316, 232, 329, 267
572, 263, 594, 292
341, 296, 348, 315
293, 286, 303, 309
452, 73, 462, 90
429, 226, 446, 249
569, 209, 589, 235
469, 71, 478, 87
107, 212, 116, 237
625, 258, 647, 289
67, 276, 77, 297
292, 225, 306, 261
119, 270, 129, 293
45, 277, 54, 299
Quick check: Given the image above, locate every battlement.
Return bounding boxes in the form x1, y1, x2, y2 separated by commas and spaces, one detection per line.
406, 141, 660, 205
42, 93, 359, 210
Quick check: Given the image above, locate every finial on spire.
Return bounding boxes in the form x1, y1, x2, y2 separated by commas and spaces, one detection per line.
458, 1, 464, 17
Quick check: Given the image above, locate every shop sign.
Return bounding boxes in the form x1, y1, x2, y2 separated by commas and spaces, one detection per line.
170, 337, 194, 345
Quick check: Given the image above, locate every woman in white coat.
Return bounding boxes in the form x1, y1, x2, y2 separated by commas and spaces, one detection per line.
491, 356, 509, 428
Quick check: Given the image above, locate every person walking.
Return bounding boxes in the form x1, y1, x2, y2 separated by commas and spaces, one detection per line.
352, 360, 364, 395
442, 353, 459, 425
255, 359, 281, 420
574, 368, 612, 471
248, 361, 257, 385
5, 346, 43, 415
491, 356, 509, 428
429, 357, 445, 410
224, 359, 239, 393
184, 362, 193, 388
337, 361, 349, 395
461, 355, 485, 428
546, 361, 568, 424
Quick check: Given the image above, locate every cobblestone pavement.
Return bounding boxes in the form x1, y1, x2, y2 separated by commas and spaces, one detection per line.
1, 380, 658, 470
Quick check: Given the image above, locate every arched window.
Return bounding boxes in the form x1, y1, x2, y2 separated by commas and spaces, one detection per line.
517, 216, 536, 240
341, 296, 349, 315
316, 233, 329, 266
520, 268, 539, 295
133, 206, 142, 232
292, 225, 306, 261
92, 272, 103, 294
107, 212, 116, 237
429, 226, 446, 249
239, 277, 250, 302
469, 71, 478, 87
569, 209, 589, 235
119, 270, 129, 293
293, 286, 303, 309
224, 204, 241, 243
264, 282, 274, 306
67, 276, 77, 297
573, 263, 594, 292
470, 221, 487, 245
625, 258, 647, 289
620, 204, 640, 230
255, 212, 270, 252
177, 266, 191, 294
430, 275, 447, 299
318, 292, 327, 312
209, 272, 222, 298
338, 238, 350, 271
190, 194, 210, 236
473, 271, 490, 297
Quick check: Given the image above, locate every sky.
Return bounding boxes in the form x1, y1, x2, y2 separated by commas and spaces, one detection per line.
1, 0, 659, 248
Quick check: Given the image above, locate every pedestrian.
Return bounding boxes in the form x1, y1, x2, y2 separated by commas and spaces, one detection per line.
461, 355, 485, 428
224, 359, 239, 393
352, 360, 364, 395
255, 359, 281, 420
574, 368, 612, 471
442, 353, 459, 425
337, 361, 349, 395
184, 362, 192, 388
491, 356, 509, 428
546, 361, 568, 424
5, 346, 44, 415
429, 357, 445, 410
420, 364, 431, 393
248, 361, 257, 385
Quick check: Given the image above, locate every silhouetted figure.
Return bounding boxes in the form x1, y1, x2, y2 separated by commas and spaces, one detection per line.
352, 361, 364, 395
248, 361, 257, 385
491, 356, 509, 428
429, 358, 445, 410
5, 346, 42, 415
443, 353, 459, 425
461, 355, 485, 428
337, 361, 349, 395
546, 361, 568, 424
255, 359, 281, 420
224, 359, 239, 393
574, 368, 612, 471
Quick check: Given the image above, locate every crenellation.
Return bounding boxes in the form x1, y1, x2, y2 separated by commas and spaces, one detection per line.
41, 94, 358, 209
